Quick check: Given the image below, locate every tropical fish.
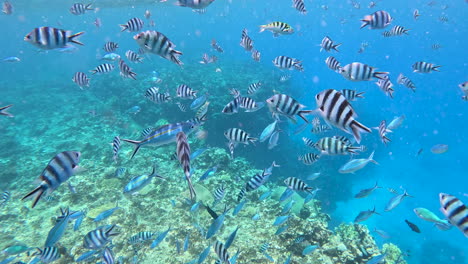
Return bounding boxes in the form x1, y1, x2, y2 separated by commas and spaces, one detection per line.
251, 49, 260, 62
232, 199, 246, 216
272, 56, 303, 71
150, 227, 172, 248
354, 181, 381, 198
83, 225, 119, 249
375, 77, 394, 98
387, 115, 405, 130
385, 190, 412, 211
91, 63, 115, 74
2, 0, 12, 14
125, 50, 143, 63
405, 219, 421, 233
340, 62, 388, 82
340, 151, 378, 174
325, 56, 341, 72
103, 42, 119, 53
302, 245, 318, 255
292, 0, 306, 14
268, 131, 279, 149
273, 215, 290, 226
279, 188, 294, 202
412, 62, 441, 73
118, 59, 137, 80
341, 89, 364, 101
459, 81, 468, 100
360, 10, 392, 29
224, 128, 257, 145
430, 144, 448, 154
101, 53, 120, 61
372, 228, 390, 239
281, 199, 295, 215
413, 207, 446, 224
211, 39, 223, 53
197, 244, 211, 264
259, 22, 294, 37
102, 247, 114, 264
33, 247, 60, 263
183, 234, 190, 252
439, 193, 468, 237
206, 211, 228, 239
93, 205, 121, 222
224, 227, 239, 249
72, 72, 90, 89
320, 36, 341, 52
1, 190, 10, 206
176, 0, 215, 9
145, 87, 171, 104
129, 232, 155, 245
177, 84, 197, 99
298, 153, 320, 165
240, 28, 253, 51
354, 206, 380, 223
134, 31, 183, 66
176, 132, 196, 200
213, 241, 230, 264
22, 151, 81, 208
266, 94, 311, 123
70, 3, 93, 15
120, 17, 144, 32
366, 254, 387, 264
24, 27, 84, 50
315, 137, 360, 155
45, 208, 73, 247
2, 56, 20, 62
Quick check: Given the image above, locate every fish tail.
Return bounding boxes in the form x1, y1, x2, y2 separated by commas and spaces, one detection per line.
187, 177, 197, 201
356, 91, 365, 98
259, 25, 266, 33
374, 71, 389, 80
298, 110, 313, 123
22, 184, 47, 208
119, 24, 129, 32
350, 120, 371, 144
382, 135, 391, 145
90, 69, 97, 75
432, 65, 441, 72
0, 104, 13, 117
248, 137, 258, 145
68, 31, 85, 46
332, 43, 342, 52
360, 17, 371, 29
306, 187, 314, 193
369, 151, 379, 165
121, 139, 142, 159
85, 3, 93, 10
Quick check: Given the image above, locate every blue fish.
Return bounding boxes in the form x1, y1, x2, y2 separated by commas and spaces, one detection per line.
275, 225, 289, 235
252, 213, 261, 221
283, 254, 292, 264
273, 215, 290, 226
170, 200, 177, 207
190, 148, 207, 160
281, 199, 295, 214
185, 260, 197, 264
197, 244, 211, 264
190, 93, 208, 110
122, 122, 198, 159
93, 206, 121, 222
76, 250, 98, 262
114, 167, 126, 178
224, 226, 239, 249
150, 227, 172, 249
45, 208, 73, 247
2, 56, 20, 62
366, 254, 387, 264
198, 166, 218, 182
263, 252, 275, 262
230, 249, 241, 264
232, 200, 247, 216
123, 165, 164, 194
279, 188, 294, 202
259, 190, 272, 201
74, 211, 85, 231
125, 106, 141, 115
206, 211, 228, 239
183, 234, 190, 252
190, 202, 200, 212
304, 188, 321, 204
302, 245, 318, 255
176, 240, 181, 254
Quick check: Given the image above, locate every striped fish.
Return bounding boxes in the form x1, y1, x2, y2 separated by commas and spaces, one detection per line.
266, 94, 312, 123
298, 153, 320, 165
72, 72, 90, 89
196, 102, 210, 118
118, 59, 137, 80
340, 62, 388, 81
320, 36, 341, 52
22, 151, 81, 208
176, 102, 187, 112
102, 247, 114, 264
377, 120, 391, 145
240, 29, 253, 51
103, 42, 119, 53
239, 97, 264, 112
383, 25, 410, 37
145, 87, 171, 103
375, 76, 394, 98
360, 10, 392, 29
120, 17, 144, 32
186, 115, 207, 126
91, 63, 115, 75
245, 172, 270, 192
341, 89, 364, 101
176, 0, 215, 9
439, 193, 468, 238
315, 137, 360, 155
177, 84, 197, 99
122, 122, 198, 159
84, 225, 119, 249
34, 247, 60, 263
129, 231, 154, 244
176, 132, 196, 200
1, 190, 10, 207
224, 128, 257, 145
397, 74, 416, 92
259, 21, 294, 37
315, 89, 371, 143
200, 53, 217, 64
24, 27, 84, 50
125, 50, 143, 63
311, 124, 331, 134
193, 8, 207, 14
412, 61, 441, 73
325, 56, 341, 72
237, 188, 246, 202
222, 98, 240, 115
213, 184, 226, 203
228, 141, 235, 159
213, 241, 230, 264
284, 177, 313, 193
134, 30, 183, 66
211, 39, 224, 53
112, 136, 121, 161
70, 3, 93, 15
302, 137, 315, 148
292, 0, 307, 14
247, 82, 262, 95
431, 43, 442, 50
272, 56, 303, 72
251, 49, 261, 62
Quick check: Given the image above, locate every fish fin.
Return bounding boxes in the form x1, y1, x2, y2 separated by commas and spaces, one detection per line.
187, 177, 197, 201
22, 184, 47, 208
360, 17, 370, 29
68, 32, 85, 46
374, 71, 389, 80
0, 104, 13, 117
248, 137, 258, 145
298, 110, 313, 123
120, 24, 128, 32
85, 4, 93, 10
333, 43, 342, 52
432, 65, 441, 72
259, 26, 266, 33
350, 120, 371, 144
121, 139, 142, 159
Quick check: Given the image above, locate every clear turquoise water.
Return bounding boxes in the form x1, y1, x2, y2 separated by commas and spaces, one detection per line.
0, 1, 467, 264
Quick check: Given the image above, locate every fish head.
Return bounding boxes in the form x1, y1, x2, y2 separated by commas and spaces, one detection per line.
65, 151, 82, 166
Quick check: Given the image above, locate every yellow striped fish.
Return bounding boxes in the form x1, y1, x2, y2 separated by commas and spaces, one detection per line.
259, 22, 294, 37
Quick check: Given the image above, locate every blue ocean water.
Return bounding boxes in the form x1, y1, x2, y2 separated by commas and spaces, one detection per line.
0, 0, 467, 264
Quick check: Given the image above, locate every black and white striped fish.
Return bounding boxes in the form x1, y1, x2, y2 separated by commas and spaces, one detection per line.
34, 247, 60, 263
375, 76, 394, 98
315, 89, 370, 143
439, 15, 448, 23
284, 177, 313, 193
259, 243, 269, 253
251, 49, 261, 62
240, 29, 253, 51
397, 74, 416, 92
186, 115, 207, 126
200, 53, 217, 64
360, 10, 393, 29
112, 136, 121, 161
84, 224, 119, 249
439, 193, 468, 238
340, 62, 388, 81
247, 82, 262, 95
320, 36, 341, 52
1, 190, 10, 207
311, 124, 331, 134
237, 188, 246, 202
22, 151, 81, 208
145, 87, 171, 103
224, 128, 257, 145
120, 17, 144, 32
245, 172, 270, 192
213, 241, 230, 264
325, 56, 341, 72
333, 135, 352, 146
72, 72, 90, 89
176, 132, 196, 201
298, 153, 320, 165
196, 101, 210, 118
382, 25, 410, 37
431, 44, 442, 50
377, 120, 391, 145
176, 102, 187, 112
412, 61, 441, 73
91, 63, 115, 75
24, 27, 84, 50
118, 59, 137, 80
292, 0, 307, 14
266, 94, 312, 123
222, 97, 241, 115
315, 137, 360, 155
129, 231, 154, 244
341, 89, 365, 101
70, 3, 93, 15
134, 30, 183, 66
177, 84, 197, 99
239, 97, 264, 112
302, 137, 315, 148
102, 247, 114, 264
272, 56, 303, 72
211, 39, 223, 53
228, 141, 235, 159
192, 8, 207, 14
213, 184, 226, 203
176, 0, 215, 9
103, 42, 119, 53
125, 50, 143, 63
